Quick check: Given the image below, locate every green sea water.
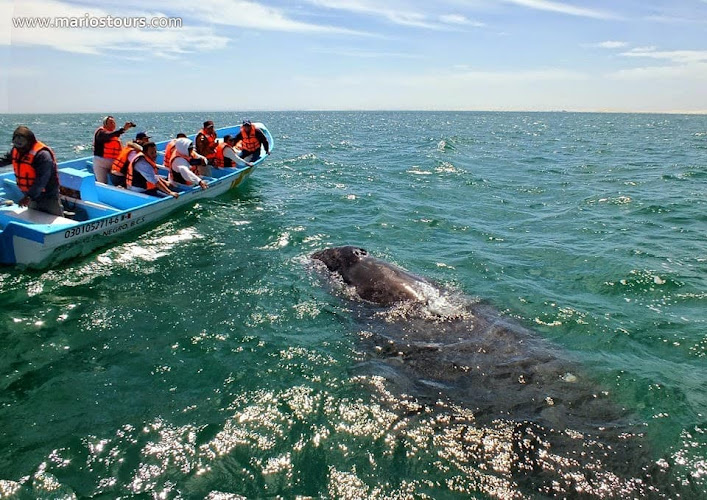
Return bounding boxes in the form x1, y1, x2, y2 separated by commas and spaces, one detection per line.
0, 111, 705, 498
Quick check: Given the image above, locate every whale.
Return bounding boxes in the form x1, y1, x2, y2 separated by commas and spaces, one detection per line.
311, 246, 675, 497
311, 246, 601, 421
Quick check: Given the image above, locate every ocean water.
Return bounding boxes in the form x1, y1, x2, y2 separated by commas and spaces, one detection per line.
0, 111, 705, 498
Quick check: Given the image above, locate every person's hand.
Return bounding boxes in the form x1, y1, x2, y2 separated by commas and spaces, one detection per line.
18, 195, 30, 207
123, 122, 134, 130
247, 162, 254, 167
199, 180, 208, 190
170, 191, 179, 199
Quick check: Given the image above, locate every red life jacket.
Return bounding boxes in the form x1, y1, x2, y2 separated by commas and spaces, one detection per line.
12, 141, 58, 194
126, 153, 159, 190
196, 128, 217, 159
239, 125, 261, 153
213, 143, 236, 168
94, 127, 122, 160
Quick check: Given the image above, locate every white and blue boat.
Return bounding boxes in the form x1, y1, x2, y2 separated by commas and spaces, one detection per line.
0, 123, 273, 267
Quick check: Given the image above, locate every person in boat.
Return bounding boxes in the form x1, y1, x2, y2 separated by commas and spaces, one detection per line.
0, 126, 63, 216
167, 138, 208, 190
93, 116, 135, 184
214, 135, 253, 169
233, 120, 270, 162
109, 131, 151, 188
162, 133, 186, 168
195, 120, 218, 170
163, 133, 209, 168
126, 142, 179, 198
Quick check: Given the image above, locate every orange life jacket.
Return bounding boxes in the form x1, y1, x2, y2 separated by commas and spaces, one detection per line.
163, 139, 177, 168
213, 143, 236, 168
239, 125, 261, 153
126, 153, 159, 191
196, 128, 217, 159
94, 127, 122, 160
12, 141, 58, 194
111, 145, 136, 175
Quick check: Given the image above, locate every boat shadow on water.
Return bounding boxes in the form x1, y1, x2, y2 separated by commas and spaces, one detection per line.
312, 246, 698, 499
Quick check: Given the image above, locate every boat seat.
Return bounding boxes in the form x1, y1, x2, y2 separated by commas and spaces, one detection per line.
58, 168, 100, 202
0, 206, 75, 226
60, 196, 120, 216
99, 183, 155, 199
2, 178, 24, 200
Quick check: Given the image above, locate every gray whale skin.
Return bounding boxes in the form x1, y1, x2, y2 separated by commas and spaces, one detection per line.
312, 246, 429, 306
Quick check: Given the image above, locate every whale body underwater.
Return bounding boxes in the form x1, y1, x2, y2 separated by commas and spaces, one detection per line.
311, 246, 680, 498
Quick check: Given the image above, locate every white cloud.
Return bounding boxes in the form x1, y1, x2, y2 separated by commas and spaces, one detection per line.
620, 48, 707, 65
611, 47, 707, 83
296, 66, 587, 89
4, 0, 370, 58
591, 41, 629, 49
444, 67, 588, 83
609, 62, 707, 82
306, 0, 481, 30
306, 0, 617, 28
0, 0, 13, 46
310, 47, 423, 59
439, 14, 485, 27
288, 66, 594, 111
503, 0, 616, 20
6, 0, 229, 57
169, 0, 369, 35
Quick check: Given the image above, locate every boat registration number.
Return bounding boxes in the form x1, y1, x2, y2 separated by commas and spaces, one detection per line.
63, 214, 145, 239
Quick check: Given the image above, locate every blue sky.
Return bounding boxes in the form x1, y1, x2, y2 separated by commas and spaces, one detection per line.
1, 0, 706, 113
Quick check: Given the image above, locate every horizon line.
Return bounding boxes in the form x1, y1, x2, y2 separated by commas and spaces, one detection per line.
1, 109, 706, 116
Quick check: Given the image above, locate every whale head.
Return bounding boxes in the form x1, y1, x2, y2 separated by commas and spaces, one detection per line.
311, 246, 368, 273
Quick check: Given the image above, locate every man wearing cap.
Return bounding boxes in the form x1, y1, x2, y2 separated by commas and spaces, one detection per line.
195, 120, 218, 171
109, 131, 151, 187
234, 120, 270, 163
0, 126, 63, 216
126, 142, 180, 198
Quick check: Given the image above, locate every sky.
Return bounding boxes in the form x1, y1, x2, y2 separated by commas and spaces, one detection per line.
1, 0, 706, 113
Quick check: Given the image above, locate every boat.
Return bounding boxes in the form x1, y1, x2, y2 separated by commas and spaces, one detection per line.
0, 123, 274, 267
